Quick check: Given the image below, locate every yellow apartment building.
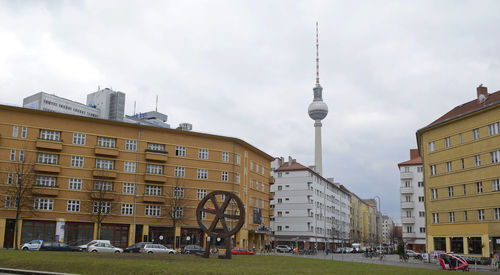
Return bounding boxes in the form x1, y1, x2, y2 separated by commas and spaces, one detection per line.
0, 105, 274, 250
348, 191, 376, 246
417, 85, 500, 258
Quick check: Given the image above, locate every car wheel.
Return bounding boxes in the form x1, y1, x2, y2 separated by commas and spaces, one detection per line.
148, 251, 153, 254
169, 252, 174, 254
22, 247, 29, 251
91, 250, 98, 253
115, 251, 120, 253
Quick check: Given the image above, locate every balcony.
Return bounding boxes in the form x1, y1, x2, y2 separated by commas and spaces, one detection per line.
269, 209, 274, 217
145, 152, 168, 162
34, 164, 60, 174
401, 201, 415, 209
400, 172, 413, 179
94, 147, 119, 157
403, 232, 416, 239
269, 177, 275, 185
400, 187, 414, 194
401, 217, 416, 224
32, 186, 60, 196
144, 173, 167, 183
36, 140, 63, 151
90, 191, 116, 200
269, 192, 275, 200
142, 195, 166, 203
92, 169, 117, 179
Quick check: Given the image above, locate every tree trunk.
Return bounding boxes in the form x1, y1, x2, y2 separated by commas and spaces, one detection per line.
14, 210, 20, 250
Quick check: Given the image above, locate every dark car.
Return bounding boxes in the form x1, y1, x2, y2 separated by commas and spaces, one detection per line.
182, 244, 205, 254
124, 242, 151, 253
39, 241, 80, 252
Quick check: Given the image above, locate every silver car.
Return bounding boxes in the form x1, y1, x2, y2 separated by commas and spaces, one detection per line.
87, 242, 123, 253
140, 243, 177, 254
21, 240, 43, 251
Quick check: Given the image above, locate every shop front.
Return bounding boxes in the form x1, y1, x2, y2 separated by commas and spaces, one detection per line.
64, 222, 93, 246
21, 220, 56, 244
181, 228, 203, 248
149, 226, 175, 248
101, 224, 129, 248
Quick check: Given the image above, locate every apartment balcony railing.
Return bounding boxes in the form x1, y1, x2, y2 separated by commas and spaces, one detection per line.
401, 201, 415, 209
400, 172, 413, 179
401, 217, 416, 224
400, 187, 414, 194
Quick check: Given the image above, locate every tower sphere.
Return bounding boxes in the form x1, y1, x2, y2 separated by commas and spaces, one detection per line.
308, 100, 328, 120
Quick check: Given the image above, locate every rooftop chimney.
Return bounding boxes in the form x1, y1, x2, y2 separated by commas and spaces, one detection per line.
477, 84, 488, 103
410, 149, 419, 160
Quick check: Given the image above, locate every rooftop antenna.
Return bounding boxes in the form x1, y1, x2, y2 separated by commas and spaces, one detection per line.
315, 21, 320, 86
98, 85, 100, 91
155, 95, 158, 112
134, 100, 136, 116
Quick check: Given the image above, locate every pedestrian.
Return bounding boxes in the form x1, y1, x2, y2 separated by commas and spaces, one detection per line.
326, 246, 329, 255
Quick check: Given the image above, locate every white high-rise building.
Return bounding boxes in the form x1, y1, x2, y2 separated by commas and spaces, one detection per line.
270, 157, 350, 251
381, 215, 394, 246
398, 149, 426, 252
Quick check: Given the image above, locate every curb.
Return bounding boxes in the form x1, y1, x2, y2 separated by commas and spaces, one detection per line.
0, 267, 78, 275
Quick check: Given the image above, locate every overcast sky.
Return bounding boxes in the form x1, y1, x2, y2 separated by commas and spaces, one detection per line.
2, 0, 500, 221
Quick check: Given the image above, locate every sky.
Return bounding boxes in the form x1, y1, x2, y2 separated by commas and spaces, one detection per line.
1, 0, 500, 221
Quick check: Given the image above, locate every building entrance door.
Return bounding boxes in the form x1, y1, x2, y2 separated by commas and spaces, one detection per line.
3, 219, 15, 248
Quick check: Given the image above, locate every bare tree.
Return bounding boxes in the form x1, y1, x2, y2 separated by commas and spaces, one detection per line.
165, 179, 186, 248
86, 179, 118, 239
3, 157, 36, 249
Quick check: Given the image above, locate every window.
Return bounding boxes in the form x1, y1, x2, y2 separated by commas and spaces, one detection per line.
7, 173, 13, 185
5, 196, 11, 208
459, 133, 463, 144
197, 169, 208, 179
429, 141, 435, 152
495, 208, 500, 220
420, 227, 426, 233
418, 196, 424, 202
404, 166, 410, 172
449, 212, 455, 222
34, 198, 54, 211
147, 143, 164, 151
69, 178, 82, 190
221, 171, 228, 182
448, 186, 454, 197
463, 184, 466, 195
235, 173, 240, 184
36, 176, 56, 187
19, 150, 24, 162
277, 185, 282, 191
197, 189, 207, 199
174, 207, 183, 218
71, 156, 84, 168
173, 187, 184, 198
431, 189, 438, 199
146, 164, 163, 174
67, 200, 80, 212
125, 140, 137, 151
446, 161, 452, 172
430, 165, 436, 175
417, 166, 422, 172
406, 210, 412, 217
96, 159, 114, 170
493, 179, 500, 192
461, 159, 465, 169
236, 154, 240, 165
277, 211, 282, 217
10, 149, 16, 161
20, 126, 27, 138
72, 133, 86, 145
97, 137, 115, 148
93, 181, 113, 191
40, 130, 60, 141
445, 137, 451, 148
93, 202, 111, 214
123, 183, 135, 194
418, 181, 424, 187
121, 204, 133, 215
175, 146, 186, 157
12, 125, 18, 137
406, 226, 413, 233
475, 155, 481, 167
491, 150, 500, 163
124, 161, 136, 172
404, 180, 411, 187
198, 149, 208, 160
464, 211, 468, 222
478, 209, 485, 221
174, 167, 185, 177
262, 167, 265, 176
489, 122, 500, 136
277, 226, 282, 231
222, 152, 229, 162
145, 185, 162, 196
250, 161, 253, 170
38, 153, 58, 164
473, 128, 480, 140
432, 213, 439, 223
277, 198, 282, 203
476, 182, 483, 193
419, 211, 425, 217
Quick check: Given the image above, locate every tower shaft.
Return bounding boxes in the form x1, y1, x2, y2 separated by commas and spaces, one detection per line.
314, 120, 323, 176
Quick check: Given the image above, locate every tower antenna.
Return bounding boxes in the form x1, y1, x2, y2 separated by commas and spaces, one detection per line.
155, 95, 158, 112
316, 21, 320, 85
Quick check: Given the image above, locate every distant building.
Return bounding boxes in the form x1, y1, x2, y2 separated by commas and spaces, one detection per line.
125, 111, 170, 128
86, 88, 125, 120
397, 149, 425, 252
270, 157, 350, 250
381, 215, 394, 245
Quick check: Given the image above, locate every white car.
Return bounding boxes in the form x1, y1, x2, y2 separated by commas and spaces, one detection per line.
276, 245, 292, 253
140, 244, 177, 254
79, 240, 111, 251
87, 242, 123, 253
406, 250, 422, 258
21, 240, 43, 250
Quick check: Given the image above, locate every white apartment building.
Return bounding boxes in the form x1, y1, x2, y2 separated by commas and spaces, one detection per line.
398, 149, 426, 252
381, 215, 394, 246
270, 157, 350, 250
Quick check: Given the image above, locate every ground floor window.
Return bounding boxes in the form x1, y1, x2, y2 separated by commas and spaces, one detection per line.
493, 237, 500, 254
450, 237, 464, 253
434, 237, 446, 251
64, 222, 93, 246
149, 226, 175, 248
467, 237, 482, 254
181, 228, 203, 247
21, 220, 56, 244
100, 224, 129, 248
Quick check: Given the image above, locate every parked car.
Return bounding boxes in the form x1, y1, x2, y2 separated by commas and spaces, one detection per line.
39, 241, 80, 252
406, 250, 421, 258
140, 243, 177, 254
231, 247, 255, 255
87, 242, 123, 253
182, 244, 205, 254
124, 242, 150, 253
275, 245, 292, 253
21, 240, 43, 251
79, 240, 111, 251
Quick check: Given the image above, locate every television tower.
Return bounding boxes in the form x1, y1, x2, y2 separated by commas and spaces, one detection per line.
308, 22, 328, 176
